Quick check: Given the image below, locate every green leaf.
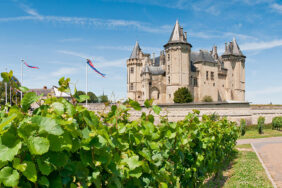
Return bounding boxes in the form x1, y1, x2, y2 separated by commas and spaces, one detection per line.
122, 155, 143, 170
144, 99, 153, 108
159, 182, 168, 188
129, 100, 141, 111
37, 158, 53, 176
78, 95, 90, 102
19, 86, 29, 93
18, 123, 38, 140
0, 167, 19, 187
32, 116, 64, 136
13, 158, 27, 172
47, 152, 69, 168
0, 141, 22, 162
21, 92, 39, 112
38, 176, 50, 187
0, 113, 17, 133
28, 136, 50, 155
22, 161, 37, 182
152, 105, 161, 115
48, 134, 72, 152
51, 102, 65, 115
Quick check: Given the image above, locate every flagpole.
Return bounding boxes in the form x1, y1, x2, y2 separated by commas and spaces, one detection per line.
86, 61, 88, 107
21, 60, 23, 102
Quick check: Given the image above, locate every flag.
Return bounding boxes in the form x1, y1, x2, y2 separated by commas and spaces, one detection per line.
86, 59, 106, 77
24, 62, 39, 69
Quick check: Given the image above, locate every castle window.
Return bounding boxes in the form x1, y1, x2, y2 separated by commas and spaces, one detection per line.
130, 67, 134, 74
168, 76, 170, 84
206, 71, 209, 80
169, 94, 171, 98
168, 54, 170, 61
168, 65, 170, 74
194, 78, 198, 87
211, 72, 214, 80
149, 82, 152, 86
213, 83, 215, 87
130, 83, 134, 90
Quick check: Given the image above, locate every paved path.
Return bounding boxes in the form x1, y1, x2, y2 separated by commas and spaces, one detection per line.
237, 137, 282, 188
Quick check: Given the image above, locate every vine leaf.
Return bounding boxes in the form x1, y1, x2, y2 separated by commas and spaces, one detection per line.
28, 136, 50, 155
21, 92, 39, 112
32, 116, 64, 136
0, 167, 20, 187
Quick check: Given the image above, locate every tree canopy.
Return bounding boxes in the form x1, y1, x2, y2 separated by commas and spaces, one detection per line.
173, 87, 193, 103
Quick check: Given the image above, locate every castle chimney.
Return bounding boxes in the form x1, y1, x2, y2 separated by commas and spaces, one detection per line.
184, 32, 187, 40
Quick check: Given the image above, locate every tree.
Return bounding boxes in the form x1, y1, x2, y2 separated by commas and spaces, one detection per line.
87, 92, 98, 103
99, 94, 109, 103
76, 91, 98, 103
0, 74, 21, 106
202, 95, 213, 102
173, 87, 193, 103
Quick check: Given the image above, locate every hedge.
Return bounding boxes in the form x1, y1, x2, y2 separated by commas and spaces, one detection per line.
0, 74, 239, 187
272, 116, 282, 130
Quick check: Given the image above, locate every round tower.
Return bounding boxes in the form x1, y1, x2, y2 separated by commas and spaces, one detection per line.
164, 20, 192, 103
127, 41, 143, 101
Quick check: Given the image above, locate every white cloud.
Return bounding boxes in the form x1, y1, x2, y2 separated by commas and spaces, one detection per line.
271, 3, 282, 13
51, 67, 78, 76
240, 39, 282, 51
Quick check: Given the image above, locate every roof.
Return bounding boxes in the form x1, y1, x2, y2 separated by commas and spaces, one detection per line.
191, 50, 216, 63
222, 38, 245, 57
29, 88, 52, 97
53, 87, 71, 97
129, 41, 141, 59
164, 20, 191, 47
141, 65, 165, 75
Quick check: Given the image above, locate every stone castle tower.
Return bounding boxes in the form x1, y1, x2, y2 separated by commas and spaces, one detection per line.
127, 20, 246, 104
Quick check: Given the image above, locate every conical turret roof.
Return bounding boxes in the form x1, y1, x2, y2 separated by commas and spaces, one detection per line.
164, 20, 191, 47
130, 41, 141, 59
232, 37, 244, 56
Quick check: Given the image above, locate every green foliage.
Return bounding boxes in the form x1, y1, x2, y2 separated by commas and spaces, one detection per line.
87, 91, 98, 103
240, 119, 246, 136
0, 72, 21, 106
173, 87, 193, 103
99, 94, 109, 103
202, 95, 213, 102
0, 74, 239, 187
257, 116, 265, 134
272, 116, 282, 130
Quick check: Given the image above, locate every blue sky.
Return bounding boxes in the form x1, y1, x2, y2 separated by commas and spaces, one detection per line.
0, 0, 282, 104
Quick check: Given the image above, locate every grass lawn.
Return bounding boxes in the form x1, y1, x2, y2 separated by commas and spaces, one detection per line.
201, 144, 273, 188
239, 124, 282, 139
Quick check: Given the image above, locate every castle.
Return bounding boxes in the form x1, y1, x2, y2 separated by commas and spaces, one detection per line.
126, 20, 246, 104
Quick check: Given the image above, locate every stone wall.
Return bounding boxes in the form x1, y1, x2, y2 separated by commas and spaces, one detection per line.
84, 103, 282, 125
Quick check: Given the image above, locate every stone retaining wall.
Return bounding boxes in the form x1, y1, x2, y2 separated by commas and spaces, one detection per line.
84, 103, 282, 125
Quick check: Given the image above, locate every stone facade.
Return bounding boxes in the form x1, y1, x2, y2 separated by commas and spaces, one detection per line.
127, 20, 246, 104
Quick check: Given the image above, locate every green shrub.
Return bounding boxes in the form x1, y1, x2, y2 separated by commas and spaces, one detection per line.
272, 116, 282, 130
257, 116, 265, 134
173, 87, 193, 103
202, 95, 213, 102
240, 119, 246, 136
0, 72, 239, 187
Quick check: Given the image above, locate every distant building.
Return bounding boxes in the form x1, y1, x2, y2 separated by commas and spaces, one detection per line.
30, 86, 71, 100
127, 20, 246, 104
